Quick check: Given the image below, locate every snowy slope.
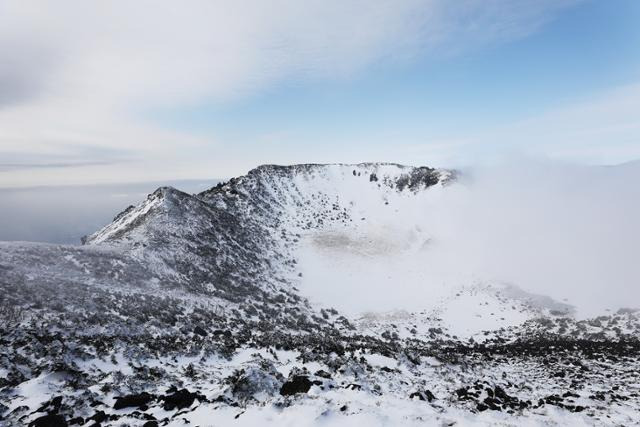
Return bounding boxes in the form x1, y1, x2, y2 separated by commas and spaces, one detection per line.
1, 163, 639, 426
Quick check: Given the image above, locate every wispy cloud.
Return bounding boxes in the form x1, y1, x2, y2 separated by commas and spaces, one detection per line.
0, 0, 581, 185
0, 1, 580, 108
0, 161, 118, 172
0, 145, 135, 181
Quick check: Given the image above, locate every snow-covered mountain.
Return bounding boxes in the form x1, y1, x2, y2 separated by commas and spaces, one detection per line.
1, 163, 639, 426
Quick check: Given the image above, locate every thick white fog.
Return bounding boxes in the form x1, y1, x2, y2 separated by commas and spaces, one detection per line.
0, 180, 217, 244
426, 159, 640, 317
298, 160, 640, 318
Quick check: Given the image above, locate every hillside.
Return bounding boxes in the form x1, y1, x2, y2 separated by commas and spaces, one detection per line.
1, 163, 639, 426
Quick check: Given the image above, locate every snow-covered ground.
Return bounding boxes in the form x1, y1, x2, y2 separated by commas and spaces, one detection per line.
1, 163, 639, 426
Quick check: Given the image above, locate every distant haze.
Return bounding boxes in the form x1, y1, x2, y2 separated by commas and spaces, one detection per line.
0, 180, 219, 244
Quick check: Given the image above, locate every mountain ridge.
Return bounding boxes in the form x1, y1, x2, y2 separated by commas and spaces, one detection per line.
1, 162, 639, 426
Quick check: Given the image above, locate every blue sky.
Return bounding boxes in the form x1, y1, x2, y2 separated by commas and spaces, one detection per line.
150, 0, 639, 164
0, 0, 639, 186
156, 0, 640, 129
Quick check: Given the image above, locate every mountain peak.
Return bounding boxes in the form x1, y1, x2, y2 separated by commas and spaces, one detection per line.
83, 185, 195, 246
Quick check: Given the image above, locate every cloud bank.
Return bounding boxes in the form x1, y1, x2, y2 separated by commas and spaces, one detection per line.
298, 159, 640, 318
424, 159, 640, 316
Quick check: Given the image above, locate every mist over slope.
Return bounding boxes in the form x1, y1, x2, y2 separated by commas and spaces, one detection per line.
273, 160, 639, 318
430, 160, 640, 317
1, 162, 639, 426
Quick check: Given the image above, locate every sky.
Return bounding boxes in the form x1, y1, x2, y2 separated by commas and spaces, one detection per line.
0, 0, 639, 187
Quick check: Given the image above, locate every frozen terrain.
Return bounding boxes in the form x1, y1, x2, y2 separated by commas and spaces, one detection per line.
1, 163, 639, 426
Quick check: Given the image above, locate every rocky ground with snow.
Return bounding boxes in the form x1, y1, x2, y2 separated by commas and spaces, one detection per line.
1, 163, 639, 426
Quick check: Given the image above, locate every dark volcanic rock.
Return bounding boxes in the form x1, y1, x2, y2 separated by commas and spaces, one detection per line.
410, 390, 436, 402
88, 410, 108, 424
29, 414, 67, 427
35, 395, 63, 414
113, 392, 155, 410
161, 388, 204, 411
314, 369, 332, 379
280, 375, 313, 396
194, 325, 208, 336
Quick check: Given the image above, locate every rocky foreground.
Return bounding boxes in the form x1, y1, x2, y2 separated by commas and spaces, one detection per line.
1, 164, 639, 426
